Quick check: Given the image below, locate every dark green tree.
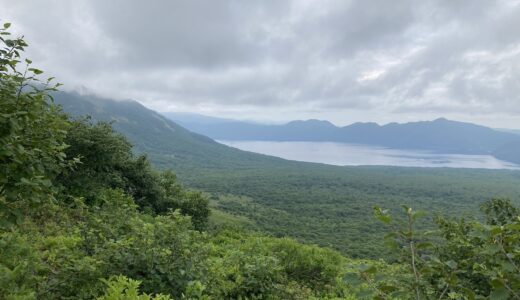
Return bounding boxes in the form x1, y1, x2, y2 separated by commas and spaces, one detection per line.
158, 171, 210, 230
57, 119, 210, 229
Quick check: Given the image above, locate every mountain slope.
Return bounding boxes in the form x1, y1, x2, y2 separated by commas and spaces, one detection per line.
494, 140, 520, 165
496, 128, 520, 136
164, 113, 520, 156
54, 92, 286, 173
54, 92, 520, 258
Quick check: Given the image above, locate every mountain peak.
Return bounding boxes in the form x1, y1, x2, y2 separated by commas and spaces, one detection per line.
433, 117, 450, 123
286, 119, 336, 127
348, 122, 380, 128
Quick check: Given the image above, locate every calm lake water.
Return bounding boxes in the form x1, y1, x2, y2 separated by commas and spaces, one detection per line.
219, 140, 520, 170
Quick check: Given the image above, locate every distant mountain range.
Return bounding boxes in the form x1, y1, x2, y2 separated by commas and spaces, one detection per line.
53, 93, 520, 167
164, 112, 520, 161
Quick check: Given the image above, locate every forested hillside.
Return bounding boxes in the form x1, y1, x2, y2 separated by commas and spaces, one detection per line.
54, 92, 285, 173
56, 90, 520, 258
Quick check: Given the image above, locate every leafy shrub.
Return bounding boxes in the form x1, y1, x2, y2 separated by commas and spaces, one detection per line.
56, 119, 210, 230
98, 276, 172, 300
350, 199, 520, 299
0, 22, 69, 227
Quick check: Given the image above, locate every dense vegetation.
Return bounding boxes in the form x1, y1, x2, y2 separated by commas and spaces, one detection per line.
0, 25, 357, 299
196, 167, 520, 259
55, 90, 520, 259
59, 119, 210, 229
341, 200, 520, 299
2, 24, 519, 299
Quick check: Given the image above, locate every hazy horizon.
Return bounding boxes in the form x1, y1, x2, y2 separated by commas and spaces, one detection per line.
163, 110, 520, 129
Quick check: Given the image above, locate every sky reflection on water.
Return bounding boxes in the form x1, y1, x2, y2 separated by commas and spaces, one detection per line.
219, 140, 520, 170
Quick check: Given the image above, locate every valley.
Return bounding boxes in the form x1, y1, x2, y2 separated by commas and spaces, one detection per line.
56, 92, 520, 258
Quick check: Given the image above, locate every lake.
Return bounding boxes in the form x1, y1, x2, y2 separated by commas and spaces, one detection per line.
219, 140, 520, 170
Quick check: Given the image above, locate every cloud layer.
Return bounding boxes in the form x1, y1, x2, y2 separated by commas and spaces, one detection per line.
2, 0, 520, 127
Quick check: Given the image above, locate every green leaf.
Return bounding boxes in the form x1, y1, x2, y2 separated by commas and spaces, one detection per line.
343, 273, 362, 285
445, 260, 457, 270
490, 226, 503, 236
391, 291, 410, 298
416, 242, 434, 249
459, 287, 476, 300
359, 264, 377, 274
490, 278, 504, 289
489, 287, 509, 300
379, 284, 398, 293
3, 23, 11, 29
28, 68, 43, 74
374, 206, 392, 224
356, 289, 374, 299
412, 210, 427, 221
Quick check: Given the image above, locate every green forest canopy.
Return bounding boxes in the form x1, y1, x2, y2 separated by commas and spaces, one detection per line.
55, 91, 520, 259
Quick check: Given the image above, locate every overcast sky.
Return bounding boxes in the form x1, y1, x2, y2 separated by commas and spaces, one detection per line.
2, 0, 520, 128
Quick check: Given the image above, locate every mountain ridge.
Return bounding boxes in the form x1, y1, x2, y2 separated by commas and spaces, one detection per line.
54, 92, 520, 167
164, 112, 520, 157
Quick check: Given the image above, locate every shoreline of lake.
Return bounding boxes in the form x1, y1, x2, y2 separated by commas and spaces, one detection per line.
218, 140, 520, 170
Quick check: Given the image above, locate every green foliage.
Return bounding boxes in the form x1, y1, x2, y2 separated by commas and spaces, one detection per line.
98, 276, 172, 300
0, 23, 69, 227
265, 237, 345, 291
57, 119, 210, 229
1, 187, 353, 299
481, 198, 519, 226
87, 190, 210, 297
193, 168, 520, 259
0, 219, 104, 299
206, 229, 349, 299
158, 171, 210, 231
58, 120, 135, 202
351, 199, 520, 299
0, 229, 39, 299
0, 23, 354, 299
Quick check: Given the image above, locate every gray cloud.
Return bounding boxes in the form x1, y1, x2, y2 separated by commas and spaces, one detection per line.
2, 0, 520, 127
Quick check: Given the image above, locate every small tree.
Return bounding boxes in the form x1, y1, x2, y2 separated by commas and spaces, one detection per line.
349, 199, 520, 299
